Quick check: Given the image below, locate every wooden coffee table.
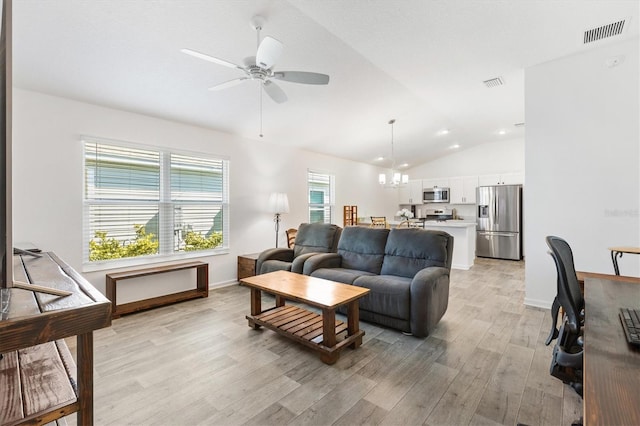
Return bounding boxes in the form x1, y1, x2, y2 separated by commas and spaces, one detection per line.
240, 270, 370, 365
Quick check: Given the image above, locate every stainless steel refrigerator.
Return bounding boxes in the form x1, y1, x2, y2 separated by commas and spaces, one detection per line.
476, 185, 522, 260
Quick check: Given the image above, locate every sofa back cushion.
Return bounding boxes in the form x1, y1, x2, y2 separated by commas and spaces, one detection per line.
381, 229, 453, 278
337, 227, 389, 274
293, 223, 342, 257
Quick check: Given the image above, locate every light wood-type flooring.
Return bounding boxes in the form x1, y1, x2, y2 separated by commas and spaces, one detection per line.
68, 258, 582, 425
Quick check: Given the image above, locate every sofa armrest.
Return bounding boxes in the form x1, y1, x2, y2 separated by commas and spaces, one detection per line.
256, 248, 294, 274
291, 252, 321, 274
302, 253, 343, 276
409, 266, 450, 337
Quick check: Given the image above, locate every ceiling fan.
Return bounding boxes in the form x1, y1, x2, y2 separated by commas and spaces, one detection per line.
181, 16, 330, 105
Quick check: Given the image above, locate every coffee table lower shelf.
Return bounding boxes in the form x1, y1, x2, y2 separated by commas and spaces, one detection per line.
246, 305, 365, 364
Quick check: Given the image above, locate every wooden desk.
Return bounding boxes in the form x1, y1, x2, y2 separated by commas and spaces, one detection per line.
583, 276, 640, 425
608, 246, 640, 275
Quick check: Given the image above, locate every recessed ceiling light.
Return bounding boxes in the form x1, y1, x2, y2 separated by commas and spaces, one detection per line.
498, 129, 507, 135
437, 129, 450, 136
399, 163, 409, 168
449, 144, 460, 149
374, 156, 384, 161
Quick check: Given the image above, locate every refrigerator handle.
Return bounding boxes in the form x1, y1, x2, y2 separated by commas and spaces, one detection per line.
496, 192, 499, 224
493, 194, 497, 225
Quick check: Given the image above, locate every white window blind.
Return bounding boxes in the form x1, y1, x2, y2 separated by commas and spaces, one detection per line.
83, 139, 229, 266
307, 170, 334, 224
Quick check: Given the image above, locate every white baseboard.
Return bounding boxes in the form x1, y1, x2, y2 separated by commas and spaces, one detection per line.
524, 297, 552, 310
209, 279, 239, 290
452, 263, 473, 270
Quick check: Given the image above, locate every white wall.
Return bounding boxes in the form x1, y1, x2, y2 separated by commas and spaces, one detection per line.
12, 89, 396, 293
408, 138, 524, 179
524, 37, 640, 308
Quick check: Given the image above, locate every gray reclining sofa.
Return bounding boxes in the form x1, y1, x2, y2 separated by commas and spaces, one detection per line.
303, 226, 453, 337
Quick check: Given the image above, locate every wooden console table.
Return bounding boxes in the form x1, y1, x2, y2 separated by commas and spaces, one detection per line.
0, 252, 112, 425
106, 261, 208, 318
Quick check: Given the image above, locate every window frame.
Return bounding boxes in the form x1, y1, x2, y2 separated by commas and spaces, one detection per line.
307, 169, 335, 224
82, 137, 230, 272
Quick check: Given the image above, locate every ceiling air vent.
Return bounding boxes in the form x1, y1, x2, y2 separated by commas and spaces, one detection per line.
583, 19, 626, 44
483, 77, 504, 88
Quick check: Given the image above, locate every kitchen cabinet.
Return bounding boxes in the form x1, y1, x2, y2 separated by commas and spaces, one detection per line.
422, 178, 450, 189
398, 179, 423, 204
449, 175, 478, 204
478, 172, 524, 186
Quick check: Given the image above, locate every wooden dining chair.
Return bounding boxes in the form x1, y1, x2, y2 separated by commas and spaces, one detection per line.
370, 217, 387, 228
286, 228, 297, 248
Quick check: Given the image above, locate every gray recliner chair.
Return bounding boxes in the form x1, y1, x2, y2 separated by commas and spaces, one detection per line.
256, 223, 342, 275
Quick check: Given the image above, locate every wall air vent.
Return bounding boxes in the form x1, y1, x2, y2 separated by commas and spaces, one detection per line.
514, 122, 525, 128
583, 19, 626, 44
483, 77, 504, 88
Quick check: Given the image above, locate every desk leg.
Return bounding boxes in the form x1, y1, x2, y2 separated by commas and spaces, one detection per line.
611, 250, 622, 276
347, 300, 362, 349
77, 332, 94, 426
249, 288, 262, 329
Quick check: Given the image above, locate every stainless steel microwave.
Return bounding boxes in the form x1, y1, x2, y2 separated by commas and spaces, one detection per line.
423, 187, 450, 203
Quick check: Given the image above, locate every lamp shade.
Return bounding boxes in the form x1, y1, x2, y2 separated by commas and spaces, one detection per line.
268, 192, 290, 214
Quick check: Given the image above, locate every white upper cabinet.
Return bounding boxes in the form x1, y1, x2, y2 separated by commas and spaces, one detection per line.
398, 179, 423, 205
422, 178, 450, 189
449, 176, 478, 204
478, 172, 524, 186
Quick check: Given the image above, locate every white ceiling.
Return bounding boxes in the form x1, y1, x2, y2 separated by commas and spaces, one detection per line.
12, 1, 639, 168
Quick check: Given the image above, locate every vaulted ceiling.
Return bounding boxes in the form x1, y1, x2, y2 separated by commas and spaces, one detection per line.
12, 1, 639, 168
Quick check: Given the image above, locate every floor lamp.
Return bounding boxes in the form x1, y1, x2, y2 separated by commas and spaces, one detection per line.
268, 192, 289, 248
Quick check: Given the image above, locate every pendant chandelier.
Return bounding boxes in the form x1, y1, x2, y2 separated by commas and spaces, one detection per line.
378, 119, 409, 186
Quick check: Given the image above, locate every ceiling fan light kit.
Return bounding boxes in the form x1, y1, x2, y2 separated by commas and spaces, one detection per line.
182, 15, 330, 137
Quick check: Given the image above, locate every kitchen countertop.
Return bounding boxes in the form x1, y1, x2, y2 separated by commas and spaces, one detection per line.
421, 221, 476, 228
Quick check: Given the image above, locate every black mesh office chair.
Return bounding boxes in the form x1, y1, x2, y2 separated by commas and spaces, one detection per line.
545, 236, 584, 397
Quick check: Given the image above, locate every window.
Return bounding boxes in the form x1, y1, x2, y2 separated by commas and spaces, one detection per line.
308, 170, 334, 224
83, 139, 229, 266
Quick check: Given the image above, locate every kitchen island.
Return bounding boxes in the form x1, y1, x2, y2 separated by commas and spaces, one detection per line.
356, 219, 477, 270
422, 221, 477, 270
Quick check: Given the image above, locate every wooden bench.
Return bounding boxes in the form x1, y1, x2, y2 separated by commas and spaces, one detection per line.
106, 261, 209, 319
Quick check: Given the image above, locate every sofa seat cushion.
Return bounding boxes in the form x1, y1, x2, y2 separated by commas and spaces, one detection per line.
352, 275, 412, 320
311, 267, 375, 285
260, 260, 293, 274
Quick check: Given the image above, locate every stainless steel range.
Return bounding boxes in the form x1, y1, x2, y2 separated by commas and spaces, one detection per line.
424, 207, 454, 221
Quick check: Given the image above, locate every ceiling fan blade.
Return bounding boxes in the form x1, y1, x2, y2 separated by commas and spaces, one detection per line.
208, 77, 249, 91
273, 71, 330, 85
181, 48, 244, 71
263, 80, 287, 103
256, 36, 283, 69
